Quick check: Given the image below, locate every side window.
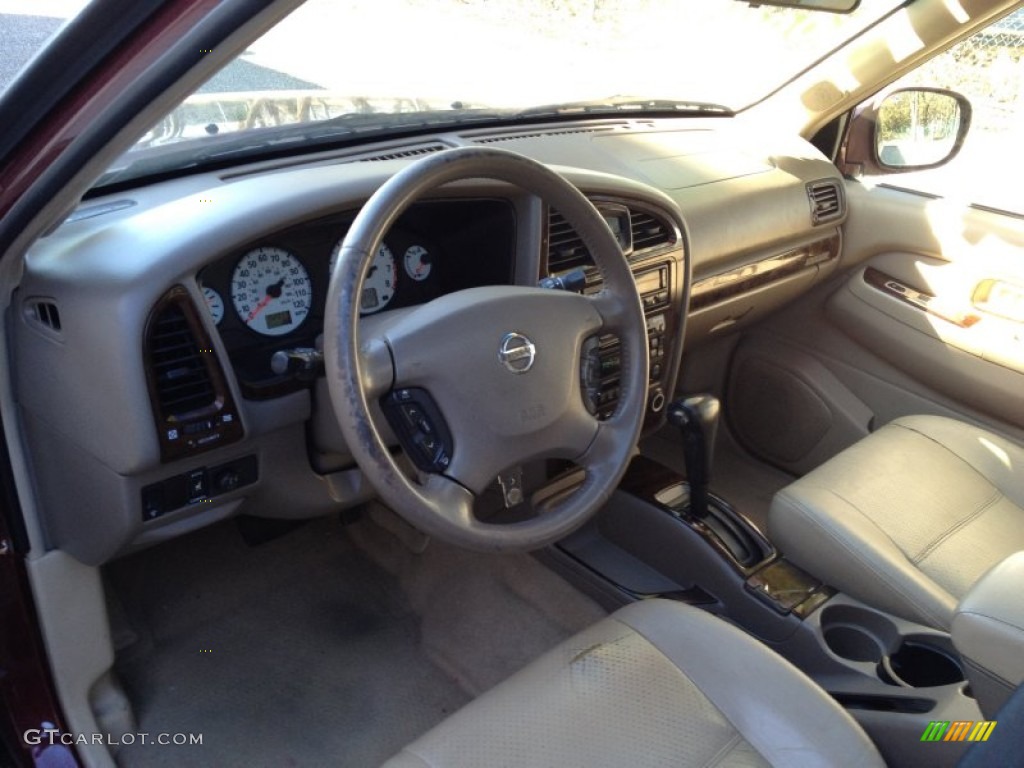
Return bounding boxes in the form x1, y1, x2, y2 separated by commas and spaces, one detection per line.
856, 8, 1024, 215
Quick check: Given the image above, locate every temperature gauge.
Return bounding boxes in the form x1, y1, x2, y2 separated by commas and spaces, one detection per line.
403, 245, 432, 282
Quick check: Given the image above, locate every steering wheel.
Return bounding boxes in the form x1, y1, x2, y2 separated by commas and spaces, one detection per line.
324, 147, 648, 551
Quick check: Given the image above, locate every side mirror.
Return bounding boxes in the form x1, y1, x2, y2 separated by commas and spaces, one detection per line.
840, 88, 972, 176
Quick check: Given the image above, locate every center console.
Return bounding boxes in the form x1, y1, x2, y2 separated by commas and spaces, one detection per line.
951, 552, 1024, 716
545, 393, 983, 768
544, 200, 686, 434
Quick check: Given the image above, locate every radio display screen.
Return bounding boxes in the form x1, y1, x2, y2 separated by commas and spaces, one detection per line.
634, 269, 664, 296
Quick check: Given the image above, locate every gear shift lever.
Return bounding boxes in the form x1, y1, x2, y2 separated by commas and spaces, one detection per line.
667, 394, 720, 519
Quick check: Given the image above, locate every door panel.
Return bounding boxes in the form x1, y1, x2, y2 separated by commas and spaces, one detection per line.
726, 180, 1024, 472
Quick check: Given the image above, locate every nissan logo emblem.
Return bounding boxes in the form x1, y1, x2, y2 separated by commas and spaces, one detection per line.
499, 332, 536, 374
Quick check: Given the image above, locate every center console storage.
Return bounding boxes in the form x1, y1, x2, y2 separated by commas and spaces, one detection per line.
952, 551, 1024, 716
776, 594, 978, 767
818, 603, 965, 688
545, 443, 982, 768
549, 454, 829, 643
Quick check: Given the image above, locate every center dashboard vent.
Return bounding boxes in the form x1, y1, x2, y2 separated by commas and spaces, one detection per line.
547, 205, 676, 273
807, 179, 845, 225
629, 210, 673, 251
547, 210, 590, 272
144, 286, 243, 461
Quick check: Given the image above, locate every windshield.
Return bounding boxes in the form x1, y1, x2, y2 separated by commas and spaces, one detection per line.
100, 0, 907, 187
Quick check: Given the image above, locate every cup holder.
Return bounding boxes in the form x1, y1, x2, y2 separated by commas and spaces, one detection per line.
819, 604, 965, 688
823, 624, 884, 663
820, 604, 898, 663
878, 638, 965, 688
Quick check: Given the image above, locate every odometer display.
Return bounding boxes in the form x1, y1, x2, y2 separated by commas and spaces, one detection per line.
265, 310, 293, 330
231, 246, 312, 336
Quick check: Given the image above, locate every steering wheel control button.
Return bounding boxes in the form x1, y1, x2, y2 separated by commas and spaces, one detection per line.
580, 336, 602, 415
498, 332, 536, 374
382, 388, 454, 473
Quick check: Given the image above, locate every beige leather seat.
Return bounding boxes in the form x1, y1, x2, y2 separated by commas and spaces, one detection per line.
384, 599, 882, 767
770, 415, 1024, 630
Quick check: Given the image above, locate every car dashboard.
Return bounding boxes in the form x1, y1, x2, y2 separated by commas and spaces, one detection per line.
12, 117, 846, 566
198, 199, 517, 399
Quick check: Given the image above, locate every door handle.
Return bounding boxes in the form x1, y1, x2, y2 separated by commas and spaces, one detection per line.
974, 279, 1024, 324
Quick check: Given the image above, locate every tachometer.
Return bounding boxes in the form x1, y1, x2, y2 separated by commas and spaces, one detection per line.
231, 246, 312, 336
331, 240, 398, 314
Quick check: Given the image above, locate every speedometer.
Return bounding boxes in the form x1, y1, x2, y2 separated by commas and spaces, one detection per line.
231, 246, 312, 336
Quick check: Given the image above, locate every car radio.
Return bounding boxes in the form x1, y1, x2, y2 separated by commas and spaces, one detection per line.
582, 263, 672, 419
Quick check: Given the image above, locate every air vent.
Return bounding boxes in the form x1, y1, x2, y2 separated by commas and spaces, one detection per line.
547, 210, 591, 272
807, 180, 845, 225
355, 143, 448, 162
145, 288, 243, 462
147, 303, 216, 418
475, 126, 611, 144
629, 210, 673, 253
25, 299, 62, 334
549, 205, 677, 272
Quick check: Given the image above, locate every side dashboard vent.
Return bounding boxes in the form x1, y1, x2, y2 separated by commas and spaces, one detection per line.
629, 210, 674, 253
24, 299, 62, 335
547, 210, 592, 272
147, 303, 216, 417
807, 180, 845, 225
144, 287, 243, 462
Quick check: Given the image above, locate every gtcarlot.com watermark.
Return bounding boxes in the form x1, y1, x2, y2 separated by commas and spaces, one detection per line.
25, 728, 203, 747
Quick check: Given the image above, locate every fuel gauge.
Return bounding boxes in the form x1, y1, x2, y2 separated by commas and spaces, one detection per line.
403, 245, 432, 282
201, 285, 225, 325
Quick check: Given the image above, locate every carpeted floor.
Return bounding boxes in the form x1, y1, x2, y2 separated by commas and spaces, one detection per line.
105, 510, 605, 767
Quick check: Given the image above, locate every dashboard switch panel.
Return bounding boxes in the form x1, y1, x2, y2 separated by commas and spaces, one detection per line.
141, 455, 258, 521
381, 388, 454, 473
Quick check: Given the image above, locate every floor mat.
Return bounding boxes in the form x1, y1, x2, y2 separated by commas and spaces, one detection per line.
347, 505, 607, 697
106, 516, 470, 768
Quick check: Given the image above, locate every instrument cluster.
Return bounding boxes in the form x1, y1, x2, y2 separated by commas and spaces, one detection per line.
196, 198, 516, 397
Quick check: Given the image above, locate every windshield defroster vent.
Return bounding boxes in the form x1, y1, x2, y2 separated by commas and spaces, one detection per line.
807, 180, 845, 225
144, 287, 242, 461
475, 126, 612, 144
355, 143, 448, 162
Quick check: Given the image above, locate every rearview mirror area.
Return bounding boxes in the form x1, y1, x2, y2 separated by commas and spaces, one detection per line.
875, 88, 972, 171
